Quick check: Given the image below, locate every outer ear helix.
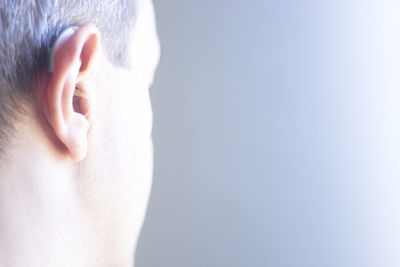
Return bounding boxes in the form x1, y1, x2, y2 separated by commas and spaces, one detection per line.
44, 24, 99, 161
49, 26, 94, 119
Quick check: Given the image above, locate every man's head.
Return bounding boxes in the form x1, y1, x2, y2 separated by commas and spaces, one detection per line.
0, 0, 147, 137
0, 0, 160, 265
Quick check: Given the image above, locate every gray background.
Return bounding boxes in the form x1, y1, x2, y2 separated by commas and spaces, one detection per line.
136, 0, 400, 266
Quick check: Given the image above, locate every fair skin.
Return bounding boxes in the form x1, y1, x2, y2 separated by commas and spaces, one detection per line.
0, 0, 160, 266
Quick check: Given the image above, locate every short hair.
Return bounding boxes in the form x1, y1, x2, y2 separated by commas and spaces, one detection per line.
0, 0, 136, 141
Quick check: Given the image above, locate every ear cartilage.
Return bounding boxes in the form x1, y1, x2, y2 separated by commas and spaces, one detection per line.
48, 26, 79, 72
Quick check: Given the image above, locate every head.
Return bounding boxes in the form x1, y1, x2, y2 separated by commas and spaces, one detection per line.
0, 0, 160, 264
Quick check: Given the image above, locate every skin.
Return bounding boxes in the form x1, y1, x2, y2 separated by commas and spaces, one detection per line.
0, 1, 160, 266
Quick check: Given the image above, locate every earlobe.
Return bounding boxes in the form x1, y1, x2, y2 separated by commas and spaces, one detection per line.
44, 24, 100, 161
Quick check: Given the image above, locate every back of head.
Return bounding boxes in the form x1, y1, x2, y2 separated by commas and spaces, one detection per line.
0, 1, 160, 265
0, 0, 136, 141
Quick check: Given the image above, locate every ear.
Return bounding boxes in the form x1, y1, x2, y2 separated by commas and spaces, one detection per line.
44, 24, 100, 161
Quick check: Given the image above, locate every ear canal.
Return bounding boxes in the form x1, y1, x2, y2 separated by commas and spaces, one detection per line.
74, 87, 89, 98
73, 87, 92, 118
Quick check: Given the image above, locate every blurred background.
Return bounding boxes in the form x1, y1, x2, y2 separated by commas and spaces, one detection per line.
136, 0, 400, 266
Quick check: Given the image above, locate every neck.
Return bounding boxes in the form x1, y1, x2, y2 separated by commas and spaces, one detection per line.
0, 116, 90, 266
0, 116, 134, 267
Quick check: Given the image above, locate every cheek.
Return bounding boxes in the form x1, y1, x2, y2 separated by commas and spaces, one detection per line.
123, 84, 153, 140
94, 73, 153, 174
114, 84, 153, 179
113, 96, 153, 218
90, 88, 154, 215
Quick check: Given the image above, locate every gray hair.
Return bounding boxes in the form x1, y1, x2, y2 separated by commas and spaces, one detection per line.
0, 0, 136, 141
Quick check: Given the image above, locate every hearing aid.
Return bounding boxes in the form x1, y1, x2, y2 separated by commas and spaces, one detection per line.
48, 26, 79, 72
48, 26, 91, 117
